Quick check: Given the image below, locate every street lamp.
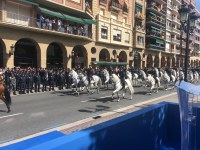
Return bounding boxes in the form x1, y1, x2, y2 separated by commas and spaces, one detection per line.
179, 4, 200, 81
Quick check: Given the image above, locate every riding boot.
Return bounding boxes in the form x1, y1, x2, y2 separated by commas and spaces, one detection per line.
6, 103, 10, 113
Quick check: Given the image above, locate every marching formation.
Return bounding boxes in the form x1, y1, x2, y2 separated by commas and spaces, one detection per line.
0, 66, 200, 113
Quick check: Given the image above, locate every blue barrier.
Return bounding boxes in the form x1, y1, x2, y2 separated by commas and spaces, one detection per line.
2, 102, 200, 150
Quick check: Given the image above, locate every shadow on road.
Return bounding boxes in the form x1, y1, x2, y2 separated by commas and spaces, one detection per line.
78, 105, 110, 113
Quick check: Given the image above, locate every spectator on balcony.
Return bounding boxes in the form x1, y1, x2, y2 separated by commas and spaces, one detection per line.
57, 19, 62, 32
52, 18, 56, 31
45, 17, 49, 29
40, 15, 45, 29
48, 19, 52, 30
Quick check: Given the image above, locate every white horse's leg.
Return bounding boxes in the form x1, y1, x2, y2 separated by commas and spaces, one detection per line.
117, 92, 120, 102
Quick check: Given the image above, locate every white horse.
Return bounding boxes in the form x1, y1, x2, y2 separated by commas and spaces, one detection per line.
137, 70, 147, 86
69, 69, 86, 96
193, 71, 199, 83
102, 69, 110, 89
145, 74, 159, 94
90, 75, 102, 94
160, 71, 172, 90
188, 71, 194, 83
110, 74, 122, 101
111, 74, 134, 101
132, 73, 139, 85
126, 70, 133, 86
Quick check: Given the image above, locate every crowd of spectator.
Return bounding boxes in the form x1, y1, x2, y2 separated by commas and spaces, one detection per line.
37, 14, 88, 37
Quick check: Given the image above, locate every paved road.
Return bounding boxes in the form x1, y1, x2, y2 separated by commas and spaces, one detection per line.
0, 85, 177, 142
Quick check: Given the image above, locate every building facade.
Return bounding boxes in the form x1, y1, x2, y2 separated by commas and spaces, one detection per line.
0, 0, 199, 69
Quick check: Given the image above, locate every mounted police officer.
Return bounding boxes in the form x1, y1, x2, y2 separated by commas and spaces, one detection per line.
119, 66, 126, 89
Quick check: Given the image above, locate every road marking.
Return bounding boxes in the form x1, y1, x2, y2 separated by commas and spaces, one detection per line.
43, 123, 67, 131
0, 113, 23, 119
0, 103, 4, 105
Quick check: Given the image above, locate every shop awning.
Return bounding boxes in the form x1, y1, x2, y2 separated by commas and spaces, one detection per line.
136, 4, 143, 9
91, 61, 128, 66
19, 0, 39, 6
62, 14, 85, 24
83, 19, 97, 25
156, 39, 164, 44
38, 7, 65, 20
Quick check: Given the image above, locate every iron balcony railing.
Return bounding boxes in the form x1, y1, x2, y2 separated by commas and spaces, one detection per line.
146, 44, 164, 50
100, 0, 107, 4
110, 1, 122, 9
147, 4, 166, 16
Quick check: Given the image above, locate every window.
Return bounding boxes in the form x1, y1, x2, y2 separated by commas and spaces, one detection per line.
123, 17, 127, 23
137, 36, 144, 45
125, 32, 130, 43
111, 13, 118, 20
101, 26, 108, 39
113, 29, 121, 41
100, 8, 105, 16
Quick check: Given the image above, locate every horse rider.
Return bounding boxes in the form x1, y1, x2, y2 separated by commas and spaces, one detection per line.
119, 66, 126, 89
153, 67, 160, 87
87, 65, 93, 84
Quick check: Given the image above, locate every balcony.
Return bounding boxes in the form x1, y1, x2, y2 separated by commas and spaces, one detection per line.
146, 44, 165, 51
98, 14, 110, 23
166, 26, 171, 31
166, 36, 171, 41
0, 10, 93, 39
172, 28, 180, 35
146, 17, 165, 28
167, 3, 172, 9
135, 0, 143, 5
146, 30, 164, 39
123, 6, 128, 14
100, 0, 107, 6
175, 0, 181, 4
172, 17, 180, 25
135, 13, 144, 20
110, 1, 122, 11
172, 6, 179, 14
167, 14, 172, 20
146, 4, 166, 16
135, 25, 145, 33
171, 38, 180, 44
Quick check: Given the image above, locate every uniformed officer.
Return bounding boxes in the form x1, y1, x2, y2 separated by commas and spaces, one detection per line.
9, 72, 16, 95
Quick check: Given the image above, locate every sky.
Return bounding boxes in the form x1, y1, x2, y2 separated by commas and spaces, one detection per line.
196, 0, 200, 11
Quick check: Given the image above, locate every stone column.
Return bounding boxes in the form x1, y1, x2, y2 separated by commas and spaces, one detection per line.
38, 43, 48, 68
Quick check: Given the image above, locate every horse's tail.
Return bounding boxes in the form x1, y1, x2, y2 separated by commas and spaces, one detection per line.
4, 87, 11, 105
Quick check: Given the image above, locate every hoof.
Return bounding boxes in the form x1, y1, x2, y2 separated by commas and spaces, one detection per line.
117, 99, 120, 102
122, 93, 125, 99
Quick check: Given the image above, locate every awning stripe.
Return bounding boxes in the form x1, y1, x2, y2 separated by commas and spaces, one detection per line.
19, 0, 39, 6
83, 19, 97, 25
38, 7, 65, 20
62, 14, 85, 24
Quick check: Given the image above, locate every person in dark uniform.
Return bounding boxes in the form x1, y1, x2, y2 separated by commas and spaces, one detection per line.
33, 71, 41, 93
9, 72, 16, 95
87, 65, 93, 84
48, 70, 55, 91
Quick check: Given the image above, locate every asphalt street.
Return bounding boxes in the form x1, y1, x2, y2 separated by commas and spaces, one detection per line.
0, 85, 177, 143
